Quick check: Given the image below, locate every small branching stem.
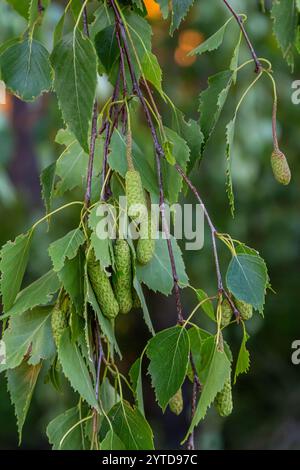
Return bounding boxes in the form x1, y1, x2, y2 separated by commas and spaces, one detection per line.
222, 0, 262, 73
110, 0, 184, 324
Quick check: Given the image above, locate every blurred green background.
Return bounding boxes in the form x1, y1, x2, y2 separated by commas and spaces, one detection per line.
0, 0, 299, 450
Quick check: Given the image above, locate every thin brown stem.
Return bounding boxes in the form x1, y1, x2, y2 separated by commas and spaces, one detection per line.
84, 102, 98, 208
222, 0, 262, 73
37, 0, 44, 14
110, 0, 184, 324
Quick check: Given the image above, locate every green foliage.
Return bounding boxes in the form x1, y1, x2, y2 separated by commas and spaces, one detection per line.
0, 0, 292, 451
186, 336, 231, 437
4, 270, 60, 318
271, 0, 299, 70
100, 401, 154, 450
47, 406, 88, 450
1, 306, 55, 371
136, 234, 188, 295
51, 30, 97, 152
7, 361, 42, 443
0, 37, 52, 101
226, 253, 268, 313
147, 326, 190, 411
0, 231, 32, 311
199, 70, 233, 149
49, 228, 85, 272
58, 329, 99, 411
190, 18, 233, 56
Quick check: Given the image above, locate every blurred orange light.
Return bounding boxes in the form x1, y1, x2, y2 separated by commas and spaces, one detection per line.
0, 91, 12, 115
144, 0, 162, 20
178, 30, 204, 53
174, 47, 197, 67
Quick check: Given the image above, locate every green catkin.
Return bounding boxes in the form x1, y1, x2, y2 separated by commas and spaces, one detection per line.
235, 299, 253, 321
87, 249, 119, 319
136, 214, 155, 265
271, 149, 291, 185
125, 170, 147, 219
220, 299, 232, 328
169, 388, 183, 416
215, 380, 233, 417
51, 294, 69, 347
113, 240, 133, 315
132, 289, 141, 309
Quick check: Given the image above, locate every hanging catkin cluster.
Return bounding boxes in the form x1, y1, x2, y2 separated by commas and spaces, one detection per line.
87, 242, 141, 320
51, 292, 70, 347
125, 168, 155, 265
214, 379, 233, 417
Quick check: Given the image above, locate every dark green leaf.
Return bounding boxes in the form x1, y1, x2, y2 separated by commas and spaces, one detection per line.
129, 357, 144, 415
58, 248, 85, 314
58, 329, 99, 410
0, 38, 52, 101
47, 406, 88, 450
190, 18, 233, 56
7, 361, 42, 443
170, 0, 195, 35
199, 70, 232, 148
272, 0, 298, 70
186, 336, 231, 437
1, 306, 55, 370
6, 0, 31, 19
54, 128, 102, 195
100, 430, 126, 450
0, 231, 32, 311
95, 25, 119, 74
88, 203, 113, 270
3, 270, 60, 318
101, 401, 154, 450
147, 326, 190, 410
51, 30, 97, 152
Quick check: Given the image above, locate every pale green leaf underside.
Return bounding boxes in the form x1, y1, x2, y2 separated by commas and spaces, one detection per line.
48, 228, 85, 272
190, 18, 233, 56
1, 306, 55, 371
136, 234, 188, 296
226, 254, 268, 313
4, 270, 60, 318
58, 329, 99, 411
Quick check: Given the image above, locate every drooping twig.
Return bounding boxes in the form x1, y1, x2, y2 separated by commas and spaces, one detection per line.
110, 0, 184, 324
222, 0, 262, 73
187, 353, 202, 450
95, 323, 104, 402
175, 163, 239, 318
37, 0, 44, 15
85, 102, 98, 207
82, 5, 99, 208
101, 67, 122, 200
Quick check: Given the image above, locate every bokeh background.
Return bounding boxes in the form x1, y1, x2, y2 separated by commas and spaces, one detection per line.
0, 0, 299, 450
